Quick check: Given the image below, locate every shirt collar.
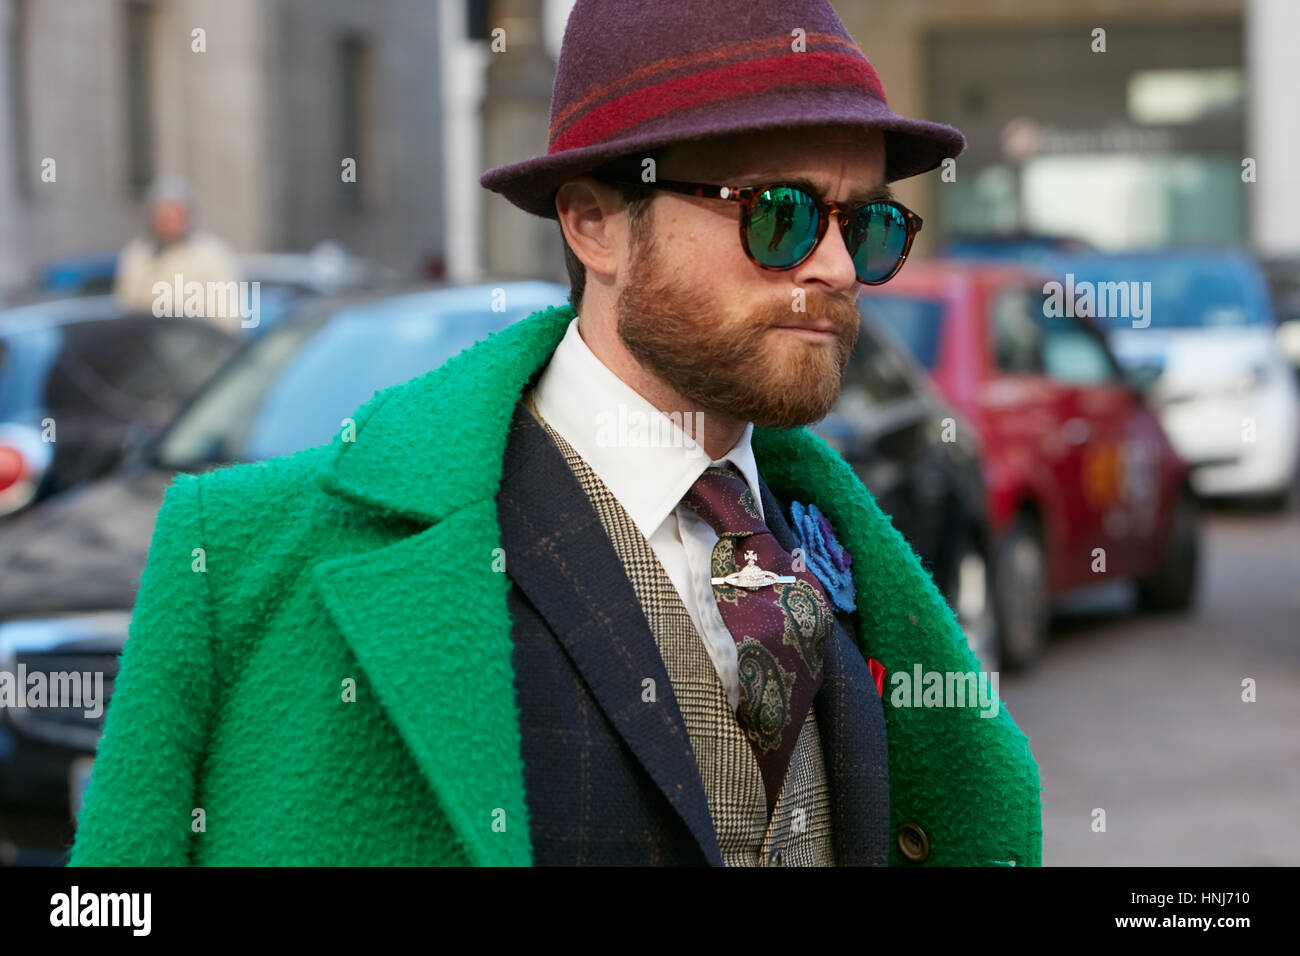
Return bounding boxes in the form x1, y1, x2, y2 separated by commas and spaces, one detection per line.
532, 315, 764, 540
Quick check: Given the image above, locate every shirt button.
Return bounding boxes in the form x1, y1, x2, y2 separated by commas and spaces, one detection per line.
767, 847, 783, 866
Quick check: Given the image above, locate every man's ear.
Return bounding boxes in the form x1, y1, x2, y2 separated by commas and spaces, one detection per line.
555, 176, 626, 280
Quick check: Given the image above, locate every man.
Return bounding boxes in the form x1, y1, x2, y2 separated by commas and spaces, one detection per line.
71, 0, 1041, 866
113, 175, 243, 336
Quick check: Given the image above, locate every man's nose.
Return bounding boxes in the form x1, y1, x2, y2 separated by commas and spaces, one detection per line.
798, 210, 859, 290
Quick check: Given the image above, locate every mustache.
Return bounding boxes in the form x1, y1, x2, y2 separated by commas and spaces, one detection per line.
758, 293, 860, 330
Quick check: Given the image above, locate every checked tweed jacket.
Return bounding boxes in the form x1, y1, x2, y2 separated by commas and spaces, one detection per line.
524, 389, 837, 866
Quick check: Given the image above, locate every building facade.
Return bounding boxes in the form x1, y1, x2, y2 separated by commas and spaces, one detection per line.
0, 0, 446, 295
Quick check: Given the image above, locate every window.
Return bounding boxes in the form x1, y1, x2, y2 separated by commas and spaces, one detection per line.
8, 0, 29, 196
992, 285, 1119, 385
34, 318, 235, 493
50, 318, 237, 428
466, 0, 491, 41
1039, 313, 1119, 385
124, 1, 157, 194
338, 34, 374, 210
1128, 68, 1243, 126
991, 287, 1044, 375
156, 302, 534, 468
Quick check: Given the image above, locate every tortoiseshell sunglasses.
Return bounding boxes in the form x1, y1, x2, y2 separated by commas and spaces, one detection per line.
596, 176, 922, 285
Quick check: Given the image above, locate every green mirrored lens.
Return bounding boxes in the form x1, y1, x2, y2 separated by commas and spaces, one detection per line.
746, 186, 820, 268
847, 202, 909, 282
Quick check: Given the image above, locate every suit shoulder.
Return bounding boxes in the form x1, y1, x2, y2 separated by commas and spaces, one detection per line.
172, 441, 337, 532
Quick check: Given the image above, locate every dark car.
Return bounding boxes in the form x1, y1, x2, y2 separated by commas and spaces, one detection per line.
0, 280, 569, 864
810, 315, 995, 670
0, 297, 240, 519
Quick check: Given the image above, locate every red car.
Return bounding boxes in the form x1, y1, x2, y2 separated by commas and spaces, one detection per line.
861, 261, 1199, 669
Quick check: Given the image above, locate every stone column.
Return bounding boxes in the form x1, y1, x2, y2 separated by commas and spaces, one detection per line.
1246, 0, 1300, 255
0, 0, 30, 293
480, 0, 561, 281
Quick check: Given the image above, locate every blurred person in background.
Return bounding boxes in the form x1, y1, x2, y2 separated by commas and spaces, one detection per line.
113, 175, 242, 336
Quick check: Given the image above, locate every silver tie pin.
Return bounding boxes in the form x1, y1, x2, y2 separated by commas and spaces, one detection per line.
712, 550, 797, 590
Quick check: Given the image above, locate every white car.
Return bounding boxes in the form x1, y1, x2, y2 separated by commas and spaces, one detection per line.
1051, 251, 1300, 507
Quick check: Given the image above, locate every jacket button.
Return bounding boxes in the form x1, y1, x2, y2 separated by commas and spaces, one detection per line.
898, 823, 930, 862
767, 847, 783, 866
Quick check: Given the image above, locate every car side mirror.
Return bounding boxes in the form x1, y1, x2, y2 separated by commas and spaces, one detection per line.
1125, 362, 1163, 396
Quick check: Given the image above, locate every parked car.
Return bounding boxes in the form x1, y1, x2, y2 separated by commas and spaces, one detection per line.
38, 253, 119, 297
861, 260, 1198, 670
5, 244, 397, 335
1048, 250, 1300, 507
231, 243, 403, 339
810, 315, 995, 671
0, 296, 240, 519
0, 280, 569, 864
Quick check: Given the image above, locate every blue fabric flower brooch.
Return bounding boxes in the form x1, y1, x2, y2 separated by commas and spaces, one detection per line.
788, 500, 856, 614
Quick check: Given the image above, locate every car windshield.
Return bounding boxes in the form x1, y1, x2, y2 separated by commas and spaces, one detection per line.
1051, 258, 1269, 331
859, 295, 945, 370
154, 292, 549, 468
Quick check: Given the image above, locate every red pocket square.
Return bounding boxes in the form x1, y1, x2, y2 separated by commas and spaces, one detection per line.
867, 658, 886, 697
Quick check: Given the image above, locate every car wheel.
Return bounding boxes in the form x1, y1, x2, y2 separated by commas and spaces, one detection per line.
1137, 487, 1199, 612
949, 533, 998, 672
993, 512, 1050, 671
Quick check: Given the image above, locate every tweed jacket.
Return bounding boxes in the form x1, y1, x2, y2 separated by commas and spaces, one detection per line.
505, 395, 856, 865
69, 303, 1042, 867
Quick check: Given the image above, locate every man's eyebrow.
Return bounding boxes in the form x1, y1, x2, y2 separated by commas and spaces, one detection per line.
742, 175, 895, 204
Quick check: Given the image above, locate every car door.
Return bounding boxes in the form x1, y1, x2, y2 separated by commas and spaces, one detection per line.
981, 283, 1104, 590
1037, 308, 1163, 578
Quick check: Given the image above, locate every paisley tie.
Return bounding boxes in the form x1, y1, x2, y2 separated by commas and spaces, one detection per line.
681, 463, 835, 812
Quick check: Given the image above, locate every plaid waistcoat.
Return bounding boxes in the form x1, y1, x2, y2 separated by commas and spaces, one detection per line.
526, 392, 835, 866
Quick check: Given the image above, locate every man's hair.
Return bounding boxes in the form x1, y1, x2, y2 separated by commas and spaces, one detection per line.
559, 155, 660, 314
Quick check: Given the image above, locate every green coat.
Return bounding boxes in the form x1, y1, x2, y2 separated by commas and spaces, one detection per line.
70, 303, 1042, 866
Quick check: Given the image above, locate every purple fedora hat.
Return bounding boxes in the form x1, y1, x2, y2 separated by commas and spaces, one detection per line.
480, 0, 965, 220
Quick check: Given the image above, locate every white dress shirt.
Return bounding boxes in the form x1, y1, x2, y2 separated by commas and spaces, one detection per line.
532, 315, 766, 712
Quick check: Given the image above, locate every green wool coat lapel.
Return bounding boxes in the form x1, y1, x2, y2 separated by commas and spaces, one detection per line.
310, 311, 580, 868
311, 304, 1042, 867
